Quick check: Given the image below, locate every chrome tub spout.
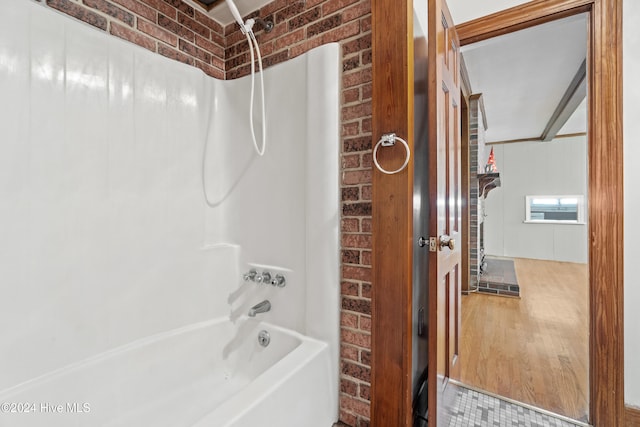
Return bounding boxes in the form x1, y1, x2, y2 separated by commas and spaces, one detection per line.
248, 300, 271, 317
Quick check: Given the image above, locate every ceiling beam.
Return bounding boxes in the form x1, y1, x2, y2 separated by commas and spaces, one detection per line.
540, 59, 587, 141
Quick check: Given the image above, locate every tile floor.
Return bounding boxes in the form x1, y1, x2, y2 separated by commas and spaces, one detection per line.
447, 387, 585, 427
334, 386, 587, 427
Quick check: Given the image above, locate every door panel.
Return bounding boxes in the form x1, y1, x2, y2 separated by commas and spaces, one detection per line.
428, 0, 461, 424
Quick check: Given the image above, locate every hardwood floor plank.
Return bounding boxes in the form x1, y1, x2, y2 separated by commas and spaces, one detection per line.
460, 258, 589, 421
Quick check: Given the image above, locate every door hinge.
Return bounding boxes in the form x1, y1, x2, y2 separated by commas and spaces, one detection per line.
429, 237, 437, 252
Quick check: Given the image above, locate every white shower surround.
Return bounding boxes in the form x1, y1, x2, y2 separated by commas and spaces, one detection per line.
0, 0, 340, 425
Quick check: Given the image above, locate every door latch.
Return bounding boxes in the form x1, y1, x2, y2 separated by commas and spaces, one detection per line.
429, 237, 437, 252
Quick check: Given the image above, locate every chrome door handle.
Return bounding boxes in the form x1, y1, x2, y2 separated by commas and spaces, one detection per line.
439, 235, 455, 250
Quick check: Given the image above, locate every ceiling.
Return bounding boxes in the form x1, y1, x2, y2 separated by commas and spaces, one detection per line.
461, 13, 588, 143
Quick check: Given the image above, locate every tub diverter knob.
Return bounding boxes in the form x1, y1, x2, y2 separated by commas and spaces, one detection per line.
271, 274, 286, 287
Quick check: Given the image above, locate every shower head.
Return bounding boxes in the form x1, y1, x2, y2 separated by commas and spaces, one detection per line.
225, 0, 245, 28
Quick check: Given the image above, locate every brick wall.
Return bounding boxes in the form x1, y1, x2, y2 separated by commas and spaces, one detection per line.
39, 0, 226, 79
34, 0, 373, 425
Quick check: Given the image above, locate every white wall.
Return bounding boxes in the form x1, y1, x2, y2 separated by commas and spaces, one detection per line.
0, 0, 340, 410
483, 137, 588, 263
449, 0, 640, 409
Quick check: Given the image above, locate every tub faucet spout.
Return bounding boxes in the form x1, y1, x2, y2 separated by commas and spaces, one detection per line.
248, 300, 271, 317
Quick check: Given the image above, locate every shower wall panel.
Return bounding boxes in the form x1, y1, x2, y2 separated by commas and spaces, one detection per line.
0, 0, 229, 391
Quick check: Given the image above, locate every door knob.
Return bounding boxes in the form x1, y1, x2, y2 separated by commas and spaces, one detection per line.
439, 235, 455, 250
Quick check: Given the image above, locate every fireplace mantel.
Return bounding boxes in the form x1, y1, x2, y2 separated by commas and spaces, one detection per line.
478, 173, 501, 198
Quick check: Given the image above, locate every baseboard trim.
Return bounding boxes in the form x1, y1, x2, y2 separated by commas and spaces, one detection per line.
627, 405, 640, 427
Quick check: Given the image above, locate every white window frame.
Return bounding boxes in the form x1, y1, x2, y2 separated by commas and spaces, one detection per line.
524, 195, 586, 225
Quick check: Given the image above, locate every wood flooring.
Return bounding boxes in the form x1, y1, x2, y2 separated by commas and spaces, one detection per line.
459, 258, 589, 422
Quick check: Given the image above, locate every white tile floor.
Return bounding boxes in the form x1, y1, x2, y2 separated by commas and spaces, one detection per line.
447, 387, 585, 427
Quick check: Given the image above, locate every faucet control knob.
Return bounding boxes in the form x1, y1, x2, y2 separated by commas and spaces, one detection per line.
259, 271, 272, 284
271, 274, 286, 287
243, 269, 257, 281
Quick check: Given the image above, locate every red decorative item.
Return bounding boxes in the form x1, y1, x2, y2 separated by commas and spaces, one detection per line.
485, 147, 498, 173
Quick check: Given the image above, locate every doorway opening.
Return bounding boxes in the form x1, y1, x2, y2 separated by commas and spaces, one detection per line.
458, 12, 589, 423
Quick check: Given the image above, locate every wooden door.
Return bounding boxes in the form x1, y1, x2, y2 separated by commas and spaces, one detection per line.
427, 0, 461, 424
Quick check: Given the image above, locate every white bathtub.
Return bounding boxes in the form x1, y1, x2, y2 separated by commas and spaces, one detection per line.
0, 318, 336, 427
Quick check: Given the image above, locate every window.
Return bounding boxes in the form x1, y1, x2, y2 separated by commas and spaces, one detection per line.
525, 195, 585, 224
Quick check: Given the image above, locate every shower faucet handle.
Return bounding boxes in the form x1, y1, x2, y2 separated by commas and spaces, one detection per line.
243, 269, 258, 282
271, 274, 286, 287
256, 271, 271, 284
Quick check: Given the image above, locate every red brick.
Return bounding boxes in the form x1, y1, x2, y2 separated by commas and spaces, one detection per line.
343, 87, 360, 104
341, 281, 360, 296
179, 39, 211, 63
360, 349, 371, 365
342, 34, 371, 55
143, 0, 175, 19
84, 0, 134, 26
362, 82, 372, 99
178, 11, 210, 38
322, 0, 359, 16
343, 68, 372, 88
322, 21, 360, 43
341, 344, 359, 361
360, 15, 372, 32
274, 2, 305, 23
308, 14, 343, 38
343, 265, 371, 281
260, 21, 288, 43
275, 28, 305, 50
360, 315, 371, 332
342, 101, 371, 120
163, 0, 193, 17
343, 1, 370, 23
359, 383, 370, 400
361, 117, 372, 132
361, 185, 371, 201
195, 9, 223, 33
138, 19, 177, 46
343, 170, 371, 185
361, 218, 371, 233
342, 233, 371, 249
290, 37, 323, 57
341, 312, 358, 328
260, 0, 291, 18
362, 152, 372, 168
341, 218, 359, 232
341, 378, 358, 396
361, 283, 371, 298
342, 297, 371, 315
344, 136, 371, 152
361, 250, 371, 266
342, 153, 360, 168
110, 21, 156, 51
158, 14, 195, 42
341, 328, 371, 348
195, 35, 224, 58
157, 43, 194, 65
47, 0, 108, 30
341, 361, 371, 383
288, 7, 321, 30
112, 0, 156, 21
340, 395, 371, 418
340, 410, 357, 427
342, 248, 361, 264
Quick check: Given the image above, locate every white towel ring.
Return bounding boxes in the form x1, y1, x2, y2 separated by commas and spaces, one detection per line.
373, 133, 411, 175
